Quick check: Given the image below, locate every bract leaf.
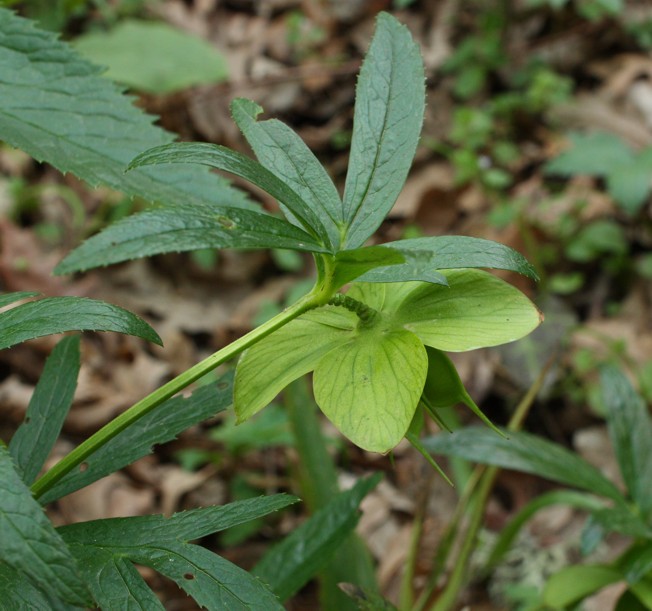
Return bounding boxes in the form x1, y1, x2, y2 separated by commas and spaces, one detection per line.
423, 427, 625, 502
393, 269, 542, 351
231, 98, 343, 248
364, 236, 539, 281
40, 375, 233, 503
9, 336, 80, 485
421, 347, 503, 436
342, 13, 425, 248
128, 142, 332, 248
313, 327, 427, 453
55, 207, 324, 275
0, 296, 161, 349
253, 474, 381, 601
234, 309, 355, 423
0, 8, 250, 211
0, 445, 91, 606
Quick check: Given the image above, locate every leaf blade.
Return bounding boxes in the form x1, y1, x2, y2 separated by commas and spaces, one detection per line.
9, 336, 80, 484
55, 207, 324, 275
0, 445, 91, 606
0, 296, 161, 349
342, 13, 425, 248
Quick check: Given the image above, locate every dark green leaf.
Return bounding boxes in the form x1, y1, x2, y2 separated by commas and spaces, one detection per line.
368, 236, 539, 280
619, 544, 652, 585
356, 249, 448, 285
423, 427, 625, 502
9, 336, 80, 484
60, 496, 297, 611
590, 505, 652, 539
128, 142, 332, 248
40, 375, 233, 503
0, 291, 38, 308
600, 365, 652, 516
331, 246, 406, 289
0, 445, 91, 606
0, 296, 161, 349
342, 13, 425, 248
253, 474, 381, 601
70, 549, 164, 611
231, 98, 343, 248
74, 20, 227, 94
0, 8, 250, 211
59, 495, 298, 545
0, 562, 82, 611
56, 207, 325, 275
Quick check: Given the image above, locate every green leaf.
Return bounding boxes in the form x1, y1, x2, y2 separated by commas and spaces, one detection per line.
423, 427, 625, 502
0, 8, 250, 212
600, 365, 652, 517
253, 474, 381, 601
0, 291, 38, 308
0, 445, 91, 606
0, 296, 161, 349
234, 309, 355, 423
342, 13, 425, 248
60, 496, 297, 611
128, 142, 332, 249
543, 565, 622, 609
393, 269, 542, 351
40, 374, 233, 503
331, 246, 407, 288
590, 505, 652, 539
313, 327, 427, 452
421, 347, 502, 435
231, 98, 343, 249
619, 544, 652, 585
74, 19, 227, 94
607, 156, 652, 214
55, 207, 324, 275
361, 236, 539, 281
9, 336, 80, 485
545, 132, 633, 177
355, 249, 449, 285
0, 562, 82, 611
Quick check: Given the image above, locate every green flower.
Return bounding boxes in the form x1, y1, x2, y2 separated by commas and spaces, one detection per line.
235, 269, 542, 453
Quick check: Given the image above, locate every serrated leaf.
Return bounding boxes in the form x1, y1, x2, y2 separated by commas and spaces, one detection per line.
235, 310, 355, 423
313, 327, 427, 452
393, 269, 542, 351
342, 13, 425, 248
70, 549, 164, 611
331, 246, 406, 288
55, 206, 324, 275
423, 427, 625, 502
0, 291, 39, 308
361, 236, 539, 281
0, 8, 250, 211
74, 19, 227, 94
60, 496, 297, 611
9, 335, 80, 484
40, 374, 233, 503
253, 474, 381, 601
231, 98, 343, 248
128, 142, 332, 249
0, 562, 82, 611
0, 296, 161, 349
0, 445, 91, 606
600, 365, 652, 518
356, 249, 449, 285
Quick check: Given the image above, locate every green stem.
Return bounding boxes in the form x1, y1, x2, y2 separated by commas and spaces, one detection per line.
31, 288, 328, 500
